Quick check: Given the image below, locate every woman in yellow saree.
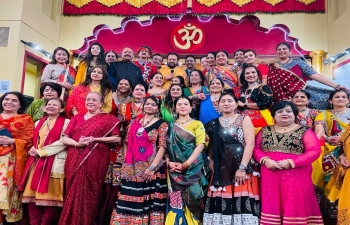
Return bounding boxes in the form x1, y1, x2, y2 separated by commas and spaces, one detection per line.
314, 90, 350, 221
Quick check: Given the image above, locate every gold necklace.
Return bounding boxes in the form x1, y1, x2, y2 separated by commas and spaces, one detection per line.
175, 118, 193, 125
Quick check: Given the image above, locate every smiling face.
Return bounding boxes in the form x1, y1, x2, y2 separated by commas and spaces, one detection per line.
43, 85, 59, 100
244, 67, 259, 84
143, 98, 159, 115
132, 84, 146, 100
175, 98, 192, 116
190, 71, 202, 85
152, 55, 163, 67
117, 79, 131, 94
90, 45, 101, 56
292, 91, 309, 108
85, 92, 103, 112
234, 51, 244, 64
219, 94, 237, 114
244, 51, 257, 65
274, 105, 295, 126
90, 67, 103, 81
54, 50, 68, 64
276, 44, 291, 60
200, 57, 208, 70
171, 77, 181, 85
209, 79, 223, 93
185, 57, 195, 70
105, 52, 117, 64
151, 73, 164, 87
167, 55, 178, 68
207, 53, 216, 67
2, 94, 21, 113
44, 99, 63, 116
329, 91, 350, 108
122, 48, 134, 61
216, 52, 228, 66
170, 85, 182, 98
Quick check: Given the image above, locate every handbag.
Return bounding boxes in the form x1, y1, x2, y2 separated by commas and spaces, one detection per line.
322, 152, 339, 176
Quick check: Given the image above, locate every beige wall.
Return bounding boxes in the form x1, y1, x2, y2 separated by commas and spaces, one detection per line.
0, 0, 62, 92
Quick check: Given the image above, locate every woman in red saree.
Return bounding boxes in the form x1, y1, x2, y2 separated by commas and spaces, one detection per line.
58, 92, 121, 225
0, 92, 34, 223
268, 42, 346, 109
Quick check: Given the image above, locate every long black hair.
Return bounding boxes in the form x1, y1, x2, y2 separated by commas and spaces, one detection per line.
164, 84, 184, 109
81, 65, 112, 103
0, 91, 27, 114
190, 69, 205, 86
82, 42, 106, 67
240, 65, 262, 92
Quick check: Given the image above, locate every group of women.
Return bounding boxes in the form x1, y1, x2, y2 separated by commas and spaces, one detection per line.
0, 41, 349, 225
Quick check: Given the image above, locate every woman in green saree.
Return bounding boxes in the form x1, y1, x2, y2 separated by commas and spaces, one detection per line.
165, 97, 208, 224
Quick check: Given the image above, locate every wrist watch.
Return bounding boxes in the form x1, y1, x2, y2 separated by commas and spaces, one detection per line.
238, 164, 247, 172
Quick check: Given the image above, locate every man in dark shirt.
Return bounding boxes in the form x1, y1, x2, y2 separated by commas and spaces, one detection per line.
184, 55, 196, 81
108, 47, 146, 90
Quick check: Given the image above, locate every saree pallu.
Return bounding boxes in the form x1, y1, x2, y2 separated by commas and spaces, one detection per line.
58, 65, 76, 101
58, 114, 120, 225
206, 67, 238, 89
199, 95, 221, 125
326, 126, 350, 224
166, 123, 208, 224
0, 114, 34, 222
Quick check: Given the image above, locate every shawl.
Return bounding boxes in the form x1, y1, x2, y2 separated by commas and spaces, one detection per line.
207, 66, 238, 89
18, 116, 65, 193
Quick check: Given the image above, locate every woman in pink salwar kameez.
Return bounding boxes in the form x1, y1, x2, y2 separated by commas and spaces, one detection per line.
254, 101, 324, 225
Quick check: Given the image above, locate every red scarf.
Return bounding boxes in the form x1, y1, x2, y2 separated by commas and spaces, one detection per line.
18, 116, 65, 193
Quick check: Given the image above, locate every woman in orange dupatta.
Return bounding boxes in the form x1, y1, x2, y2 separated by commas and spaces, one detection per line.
0, 92, 34, 223
206, 51, 238, 90
59, 92, 121, 225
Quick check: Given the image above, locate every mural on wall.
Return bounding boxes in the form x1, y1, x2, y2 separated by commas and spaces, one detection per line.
63, 0, 325, 16
72, 14, 311, 58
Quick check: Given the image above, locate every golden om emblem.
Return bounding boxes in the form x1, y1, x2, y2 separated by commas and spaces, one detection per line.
96, 0, 123, 7
173, 23, 204, 50
67, 0, 92, 8
231, 0, 252, 7
264, 0, 284, 6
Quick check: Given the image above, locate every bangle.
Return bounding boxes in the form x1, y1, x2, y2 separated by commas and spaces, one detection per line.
238, 163, 247, 172
260, 156, 270, 164
287, 159, 295, 168
182, 161, 190, 170
149, 164, 157, 171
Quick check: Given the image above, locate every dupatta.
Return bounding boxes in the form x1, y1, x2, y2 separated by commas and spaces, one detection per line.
0, 114, 34, 186
18, 116, 65, 193
207, 67, 238, 89
121, 118, 156, 180
199, 95, 221, 125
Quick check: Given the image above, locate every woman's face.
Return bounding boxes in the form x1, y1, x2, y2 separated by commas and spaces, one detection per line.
216, 52, 228, 66
171, 77, 180, 85
90, 67, 103, 81
44, 99, 63, 116
292, 92, 309, 108
190, 71, 202, 85
175, 98, 192, 116
43, 86, 59, 99
2, 94, 21, 113
85, 93, 102, 111
117, 79, 131, 93
105, 52, 117, 64
244, 67, 259, 84
219, 95, 237, 114
274, 106, 295, 126
143, 98, 159, 115
90, 45, 101, 56
207, 53, 216, 66
209, 79, 223, 93
151, 74, 164, 87
200, 58, 208, 70
170, 85, 182, 98
234, 51, 244, 64
55, 50, 68, 64
329, 91, 350, 108
132, 85, 146, 100
244, 51, 257, 65
276, 44, 291, 60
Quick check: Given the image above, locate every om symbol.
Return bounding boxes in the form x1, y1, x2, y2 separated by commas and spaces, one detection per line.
171, 23, 205, 52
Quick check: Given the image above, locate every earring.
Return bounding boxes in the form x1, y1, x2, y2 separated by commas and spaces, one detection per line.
155, 111, 160, 118
330, 103, 333, 108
